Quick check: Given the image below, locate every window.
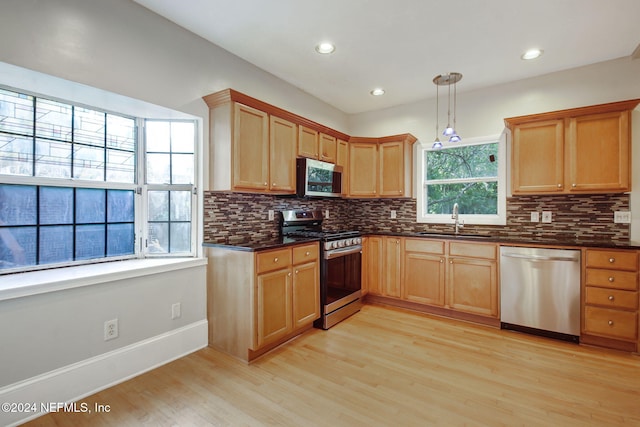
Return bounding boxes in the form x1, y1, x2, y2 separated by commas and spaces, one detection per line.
416, 135, 506, 225
0, 87, 197, 273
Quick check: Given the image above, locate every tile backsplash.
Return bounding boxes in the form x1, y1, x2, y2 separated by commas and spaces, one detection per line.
203, 192, 630, 243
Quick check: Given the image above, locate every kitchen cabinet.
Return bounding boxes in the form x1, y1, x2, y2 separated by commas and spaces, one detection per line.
206, 241, 320, 362
362, 236, 383, 296
582, 248, 639, 352
319, 133, 337, 163
336, 139, 349, 196
506, 99, 639, 195
203, 89, 350, 194
447, 242, 498, 318
366, 236, 499, 325
348, 134, 416, 198
298, 126, 319, 159
403, 238, 446, 306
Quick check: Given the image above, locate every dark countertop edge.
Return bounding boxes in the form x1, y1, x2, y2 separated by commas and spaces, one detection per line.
363, 232, 640, 250
203, 237, 321, 252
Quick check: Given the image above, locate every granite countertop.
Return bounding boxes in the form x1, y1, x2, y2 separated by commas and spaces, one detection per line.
203, 236, 321, 252
203, 231, 640, 252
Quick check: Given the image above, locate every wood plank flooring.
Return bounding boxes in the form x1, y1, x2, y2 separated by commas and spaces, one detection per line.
26, 304, 640, 426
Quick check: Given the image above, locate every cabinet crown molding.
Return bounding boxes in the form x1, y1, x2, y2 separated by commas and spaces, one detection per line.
504, 98, 640, 129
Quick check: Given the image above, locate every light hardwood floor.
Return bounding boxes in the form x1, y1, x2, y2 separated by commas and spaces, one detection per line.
26, 304, 640, 426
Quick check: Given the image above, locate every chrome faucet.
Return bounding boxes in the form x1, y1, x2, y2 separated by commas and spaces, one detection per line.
452, 203, 464, 234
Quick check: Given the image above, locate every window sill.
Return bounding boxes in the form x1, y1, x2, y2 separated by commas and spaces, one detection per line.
0, 257, 208, 302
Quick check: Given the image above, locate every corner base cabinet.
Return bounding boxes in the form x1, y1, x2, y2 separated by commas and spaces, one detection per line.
206, 242, 320, 362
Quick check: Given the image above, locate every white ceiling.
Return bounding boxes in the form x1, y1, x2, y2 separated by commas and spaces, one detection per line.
133, 0, 640, 114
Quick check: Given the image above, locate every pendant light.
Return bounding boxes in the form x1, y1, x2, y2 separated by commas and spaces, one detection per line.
432, 82, 443, 149
433, 72, 462, 146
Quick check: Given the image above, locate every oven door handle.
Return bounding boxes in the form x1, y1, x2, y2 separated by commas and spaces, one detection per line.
324, 245, 362, 260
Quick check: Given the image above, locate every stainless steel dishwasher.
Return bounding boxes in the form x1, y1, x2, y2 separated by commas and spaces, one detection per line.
500, 246, 581, 342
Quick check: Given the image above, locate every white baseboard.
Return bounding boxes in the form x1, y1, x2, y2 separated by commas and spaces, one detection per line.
0, 320, 208, 427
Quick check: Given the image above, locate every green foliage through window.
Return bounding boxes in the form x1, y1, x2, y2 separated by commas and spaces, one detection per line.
424, 142, 498, 215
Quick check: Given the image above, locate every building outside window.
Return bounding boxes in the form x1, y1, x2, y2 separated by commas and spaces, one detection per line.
0, 87, 197, 274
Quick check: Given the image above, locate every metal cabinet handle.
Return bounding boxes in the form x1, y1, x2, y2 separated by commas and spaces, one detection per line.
295, 270, 299, 274
608, 295, 614, 301
609, 257, 615, 263
264, 182, 267, 186
557, 183, 562, 188
572, 183, 577, 188
274, 257, 279, 263
440, 259, 444, 263
305, 251, 310, 256
288, 272, 291, 277
608, 320, 614, 326
608, 276, 614, 282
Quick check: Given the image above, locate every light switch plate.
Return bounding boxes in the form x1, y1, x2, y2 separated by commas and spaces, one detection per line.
530, 212, 540, 222
541, 211, 552, 223
614, 211, 631, 224
390, 210, 397, 219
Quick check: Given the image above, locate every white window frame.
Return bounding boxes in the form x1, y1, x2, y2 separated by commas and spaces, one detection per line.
416, 134, 507, 226
0, 86, 200, 275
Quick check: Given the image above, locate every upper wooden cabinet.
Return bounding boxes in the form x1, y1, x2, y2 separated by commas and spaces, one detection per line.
319, 133, 337, 163
336, 139, 349, 196
298, 126, 319, 159
203, 89, 350, 194
348, 134, 416, 198
505, 99, 640, 195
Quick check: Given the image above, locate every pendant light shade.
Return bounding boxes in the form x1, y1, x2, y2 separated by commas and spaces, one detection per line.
432, 72, 462, 148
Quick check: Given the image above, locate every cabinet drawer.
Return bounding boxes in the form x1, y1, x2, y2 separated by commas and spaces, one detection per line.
449, 242, 497, 260
585, 269, 638, 291
256, 248, 292, 274
292, 243, 319, 265
405, 238, 445, 254
585, 287, 638, 310
584, 306, 638, 341
585, 250, 638, 271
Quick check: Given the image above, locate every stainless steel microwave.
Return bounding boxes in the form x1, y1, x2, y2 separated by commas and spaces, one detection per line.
296, 158, 343, 198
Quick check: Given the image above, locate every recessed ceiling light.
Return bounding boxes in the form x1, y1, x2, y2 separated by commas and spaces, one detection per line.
315, 42, 335, 54
521, 48, 543, 60
370, 88, 385, 96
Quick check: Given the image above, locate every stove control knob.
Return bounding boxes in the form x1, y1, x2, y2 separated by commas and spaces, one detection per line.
356, 237, 362, 244
331, 241, 338, 249
337, 240, 345, 248
324, 242, 332, 250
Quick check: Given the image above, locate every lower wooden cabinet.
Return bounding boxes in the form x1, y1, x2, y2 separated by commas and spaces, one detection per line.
366, 236, 499, 324
206, 242, 320, 362
582, 248, 639, 352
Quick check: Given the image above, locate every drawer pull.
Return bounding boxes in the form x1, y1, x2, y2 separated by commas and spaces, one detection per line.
609, 257, 615, 263
305, 251, 310, 256
295, 270, 299, 274
608, 276, 614, 282
608, 320, 614, 326
274, 257, 279, 263
608, 295, 614, 301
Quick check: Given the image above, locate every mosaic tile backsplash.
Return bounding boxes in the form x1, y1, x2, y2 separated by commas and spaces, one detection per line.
203, 192, 630, 243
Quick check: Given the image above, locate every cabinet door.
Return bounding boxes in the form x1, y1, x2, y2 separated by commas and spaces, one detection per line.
365, 236, 384, 295
233, 103, 269, 191
319, 133, 337, 163
256, 269, 292, 348
403, 252, 446, 306
447, 257, 498, 317
379, 141, 404, 197
349, 142, 378, 197
567, 111, 630, 193
269, 116, 297, 193
511, 119, 564, 194
383, 237, 402, 298
336, 139, 349, 196
292, 261, 320, 328
298, 126, 319, 159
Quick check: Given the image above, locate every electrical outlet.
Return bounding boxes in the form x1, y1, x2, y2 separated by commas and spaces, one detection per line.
541, 211, 552, 223
530, 212, 540, 222
390, 210, 397, 219
171, 302, 181, 320
268, 210, 274, 221
104, 318, 118, 341
614, 211, 631, 224
325, 209, 330, 219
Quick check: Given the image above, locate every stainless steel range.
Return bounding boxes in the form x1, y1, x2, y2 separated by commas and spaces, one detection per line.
280, 209, 362, 329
